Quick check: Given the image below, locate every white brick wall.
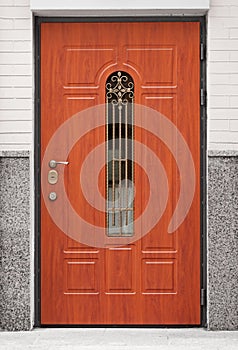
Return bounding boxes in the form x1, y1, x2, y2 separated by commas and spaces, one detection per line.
0, 0, 238, 151
208, 0, 238, 150
0, 0, 32, 150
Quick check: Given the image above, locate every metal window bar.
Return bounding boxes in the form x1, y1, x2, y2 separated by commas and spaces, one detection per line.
119, 98, 122, 233
112, 102, 115, 226
125, 102, 128, 225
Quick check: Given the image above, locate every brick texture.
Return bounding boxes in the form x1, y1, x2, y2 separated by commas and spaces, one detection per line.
208, 0, 238, 150
0, 0, 32, 150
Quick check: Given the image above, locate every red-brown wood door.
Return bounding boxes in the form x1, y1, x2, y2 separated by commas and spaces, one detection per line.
40, 22, 201, 325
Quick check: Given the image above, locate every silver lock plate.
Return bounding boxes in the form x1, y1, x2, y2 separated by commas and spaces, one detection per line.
48, 169, 58, 185
49, 192, 57, 201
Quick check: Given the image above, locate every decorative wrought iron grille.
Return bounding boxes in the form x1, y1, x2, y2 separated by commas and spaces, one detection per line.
106, 71, 134, 236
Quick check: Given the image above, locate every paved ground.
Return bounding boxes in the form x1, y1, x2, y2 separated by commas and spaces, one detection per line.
0, 328, 238, 350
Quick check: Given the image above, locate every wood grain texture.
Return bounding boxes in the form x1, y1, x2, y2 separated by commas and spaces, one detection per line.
41, 22, 200, 325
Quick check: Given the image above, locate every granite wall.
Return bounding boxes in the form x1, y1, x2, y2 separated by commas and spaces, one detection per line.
207, 151, 238, 330
0, 151, 31, 331
0, 150, 237, 330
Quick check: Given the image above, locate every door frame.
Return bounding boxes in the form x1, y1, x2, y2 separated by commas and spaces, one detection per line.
34, 16, 207, 327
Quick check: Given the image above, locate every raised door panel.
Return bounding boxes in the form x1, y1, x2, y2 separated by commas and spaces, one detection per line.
125, 46, 177, 86
64, 47, 117, 87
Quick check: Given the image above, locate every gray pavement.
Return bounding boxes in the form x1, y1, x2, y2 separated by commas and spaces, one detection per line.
0, 328, 238, 350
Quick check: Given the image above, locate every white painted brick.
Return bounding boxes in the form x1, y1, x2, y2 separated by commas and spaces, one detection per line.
14, 19, 31, 29
0, 87, 32, 98
209, 119, 229, 131
209, 108, 238, 119
0, 64, 32, 76
0, 18, 14, 29
230, 51, 238, 61
0, 110, 32, 120
209, 51, 229, 62
0, 0, 14, 5
0, 143, 31, 150
211, 0, 238, 5
230, 28, 238, 38
210, 40, 238, 50
0, 87, 14, 98
209, 17, 238, 29
208, 142, 238, 150
209, 62, 238, 74
208, 20, 222, 31
209, 6, 230, 17
230, 74, 238, 84
229, 6, 238, 17
0, 120, 32, 132
210, 85, 238, 96
209, 74, 230, 84
0, 41, 14, 51
14, 41, 32, 52
209, 96, 230, 108
0, 98, 32, 109
0, 29, 31, 40
0, 7, 30, 19
0, 52, 31, 64
0, 76, 32, 87
208, 18, 226, 29
209, 109, 229, 120
230, 96, 238, 107
209, 131, 238, 143
230, 119, 238, 130
209, 27, 229, 39
223, 18, 238, 28
14, 0, 30, 6
0, 132, 31, 143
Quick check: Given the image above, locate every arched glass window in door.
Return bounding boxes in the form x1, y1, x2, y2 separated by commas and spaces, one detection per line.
106, 71, 134, 236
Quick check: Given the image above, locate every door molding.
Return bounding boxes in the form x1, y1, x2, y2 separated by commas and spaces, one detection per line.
30, 0, 210, 16
34, 16, 207, 327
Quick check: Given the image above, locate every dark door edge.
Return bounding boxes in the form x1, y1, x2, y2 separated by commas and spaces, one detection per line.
34, 15, 207, 328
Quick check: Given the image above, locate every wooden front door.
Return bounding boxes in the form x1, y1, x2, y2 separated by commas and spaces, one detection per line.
40, 22, 201, 325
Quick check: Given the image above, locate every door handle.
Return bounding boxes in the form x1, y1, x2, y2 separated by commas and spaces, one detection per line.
49, 159, 69, 168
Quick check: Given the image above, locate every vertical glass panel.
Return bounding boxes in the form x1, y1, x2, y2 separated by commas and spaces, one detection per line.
106, 71, 134, 236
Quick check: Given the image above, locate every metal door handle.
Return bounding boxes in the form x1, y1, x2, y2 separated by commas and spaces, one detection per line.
49, 159, 69, 168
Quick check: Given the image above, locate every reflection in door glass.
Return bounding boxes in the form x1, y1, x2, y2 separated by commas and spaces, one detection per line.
106, 71, 134, 236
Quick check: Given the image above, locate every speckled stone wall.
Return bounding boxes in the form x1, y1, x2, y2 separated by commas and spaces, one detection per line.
208, 151, 238, 330
0, 151, 31, 331
0, 150, 237, 331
